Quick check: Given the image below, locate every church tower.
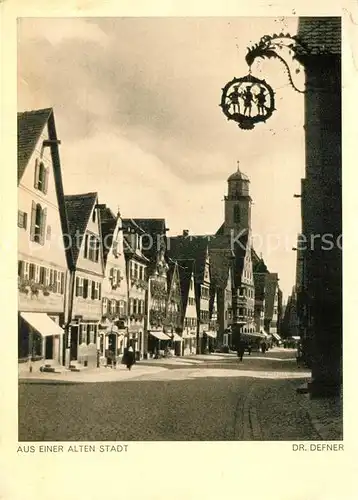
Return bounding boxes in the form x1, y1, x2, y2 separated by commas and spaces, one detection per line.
224, 161, 252, 236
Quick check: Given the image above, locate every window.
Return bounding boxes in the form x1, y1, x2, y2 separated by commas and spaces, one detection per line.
119, 300, 126, 317
86, 234, 100, 262
89, 324, 95, 344
83, 279, 89, 299
30, 203, 47, 245
80, 324, 87, 344
92, 209, 96, 223
110, 299, 116, 315
17, 211, 27, 229
34, 160, 49, 194
76, 277, 84, 297
134, 263, 138, 279
133, 299, 138, 315
39, 266, 46, 285
29, 263, 36, 280
61, 273, 65, 294
139, 266, 143, 280
138, 300, 144, 315
84, 234, 89, 259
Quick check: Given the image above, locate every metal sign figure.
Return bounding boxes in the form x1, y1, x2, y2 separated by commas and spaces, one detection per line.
220, 74, 275, 130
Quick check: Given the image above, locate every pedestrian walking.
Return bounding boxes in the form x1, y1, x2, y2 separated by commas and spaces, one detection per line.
237, 339, 246, 362
261, 341, 267, 354
247, 342, 252, 355
125, 346, 135, 370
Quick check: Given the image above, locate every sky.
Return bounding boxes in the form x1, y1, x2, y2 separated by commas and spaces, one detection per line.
18, 16, 306, 300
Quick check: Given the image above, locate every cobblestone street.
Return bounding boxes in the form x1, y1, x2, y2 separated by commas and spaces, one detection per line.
18, 349, 342, 441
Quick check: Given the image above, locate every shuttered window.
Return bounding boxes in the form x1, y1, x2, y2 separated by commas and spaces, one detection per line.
34, 159, 49, 194
83, 279, 89, 299
17, 211, 27, 229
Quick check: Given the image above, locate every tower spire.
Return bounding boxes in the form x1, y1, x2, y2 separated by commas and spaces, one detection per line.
237, 160, 240, 172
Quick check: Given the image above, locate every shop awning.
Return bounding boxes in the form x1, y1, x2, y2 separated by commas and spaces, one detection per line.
272, 333, 282, 341
205, 330, 217, 339
20, 312, 64, 337
171, 333, 183, 342
149, 331, 170, 341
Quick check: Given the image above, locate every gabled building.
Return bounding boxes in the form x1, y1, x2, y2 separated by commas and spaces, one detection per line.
176, 259, 197, 355
264, 272, 280, 342
208, 236, 235, 348
166, 260, 183, 355
98, 208, 129, 365
251, 249, 268, 334
129, 218, 171, 356
17, 108, 68, 367
122, 219, 150, 359
64, 192, 105, 368
167, 233, 213, 354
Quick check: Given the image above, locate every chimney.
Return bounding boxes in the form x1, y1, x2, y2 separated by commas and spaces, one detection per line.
183, 229, 189, 237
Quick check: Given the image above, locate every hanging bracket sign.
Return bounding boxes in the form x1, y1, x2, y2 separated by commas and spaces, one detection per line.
220, 74, 275, 130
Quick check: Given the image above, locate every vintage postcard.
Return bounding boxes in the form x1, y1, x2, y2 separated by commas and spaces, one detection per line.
1, 1, 356, 499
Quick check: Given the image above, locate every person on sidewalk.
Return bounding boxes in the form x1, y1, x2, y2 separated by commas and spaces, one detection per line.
247, 342, 252, 356
237, 339, 246, 362
126, 346, 135, 370
261, 341, 267, 354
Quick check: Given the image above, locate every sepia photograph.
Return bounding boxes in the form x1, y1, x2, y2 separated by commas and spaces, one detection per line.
16, 16, 342, 442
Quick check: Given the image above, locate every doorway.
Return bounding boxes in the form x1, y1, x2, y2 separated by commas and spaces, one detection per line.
70, 326, 79, 361
45, 336, 53, 359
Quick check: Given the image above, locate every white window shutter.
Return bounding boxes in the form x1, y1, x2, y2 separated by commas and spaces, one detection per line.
30, 201, 36, 241
40, 207, 47, 245
44, 168, 49, 194
34, 159, 40, 189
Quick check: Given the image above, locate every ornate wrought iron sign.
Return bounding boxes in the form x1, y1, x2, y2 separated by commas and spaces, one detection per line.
220, 74, 275, 130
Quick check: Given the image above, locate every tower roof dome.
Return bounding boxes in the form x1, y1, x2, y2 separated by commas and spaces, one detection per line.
227, 161, 250, 182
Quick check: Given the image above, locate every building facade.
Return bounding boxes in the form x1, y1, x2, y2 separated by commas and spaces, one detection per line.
64, 192, 104, 369
17, 108, 68, 367
177, 260, 197, 355
98, 208, 128, 365
122, 219, 149, 359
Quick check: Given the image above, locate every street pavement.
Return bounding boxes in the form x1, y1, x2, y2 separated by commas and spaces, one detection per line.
18, 348, 342, 441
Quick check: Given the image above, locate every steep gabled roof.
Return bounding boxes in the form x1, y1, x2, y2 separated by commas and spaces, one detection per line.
132, 218, 167, 263
167, 235, 209, 283
100, 207, 117, 266
175, 258, 196, 315
264, 272, 279, 319
64, 192, 98, 266
297, 17, 341, 55
207, 234, 234, 289
17, 108, 53, 183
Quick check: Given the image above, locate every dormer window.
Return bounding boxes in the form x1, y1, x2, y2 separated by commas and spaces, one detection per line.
92, 209, 96, 223
34, 159, 49, 194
